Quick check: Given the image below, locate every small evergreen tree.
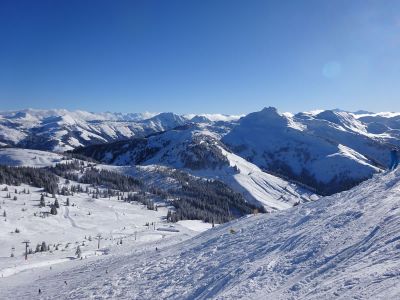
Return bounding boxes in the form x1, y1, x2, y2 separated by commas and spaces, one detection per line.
40, 195, 45, 207
41, 241, 47, 252
50, 206, 57, 215
75, 246, 81, 258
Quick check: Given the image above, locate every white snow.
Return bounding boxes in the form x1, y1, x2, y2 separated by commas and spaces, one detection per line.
193, 145, 314, 210
223, 107, 387, 188
93, 126, 314, 210
353, 111, 400, 119
177, 220, 214, 232
0, 181, 200, 286
184, 113, 243, 122
2, 168, 400, 299
0, 148, 64, 167
0, 109, 189, 151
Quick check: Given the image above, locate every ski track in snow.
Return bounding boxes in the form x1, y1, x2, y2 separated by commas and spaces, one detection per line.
63, 207, 87, 230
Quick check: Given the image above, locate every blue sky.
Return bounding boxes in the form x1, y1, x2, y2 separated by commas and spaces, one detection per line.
0, 0, 399, 114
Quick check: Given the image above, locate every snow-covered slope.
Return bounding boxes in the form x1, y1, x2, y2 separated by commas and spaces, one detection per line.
0, 181, 203, 285
191, 148, 315, 210
223, 107, 387, 194
0, 148, 64, 167
73, 125, 314, 210
3, 168, 400, 299
354, 112, 400, 143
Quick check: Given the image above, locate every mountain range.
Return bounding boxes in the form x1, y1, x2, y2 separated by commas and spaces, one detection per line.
1, 107, 399, 202
1, 107, 400, 299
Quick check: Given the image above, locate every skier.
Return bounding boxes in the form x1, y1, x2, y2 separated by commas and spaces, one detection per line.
38, 288, 42, 295
390, 148, 399, 170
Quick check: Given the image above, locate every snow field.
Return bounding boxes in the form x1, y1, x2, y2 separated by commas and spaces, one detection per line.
0, 181, 206, 286
1, 169, 399, 299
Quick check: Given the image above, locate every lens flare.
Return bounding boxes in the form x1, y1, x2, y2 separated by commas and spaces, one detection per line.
322, 61, 342, 78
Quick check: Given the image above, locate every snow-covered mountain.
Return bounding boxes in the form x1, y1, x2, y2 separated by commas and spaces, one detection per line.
0, 109, 243, 152
72, 125, 315, 210
0, 109, 189, 151
223, 107, 391, 194
3, 165, 400, 299
0, 107, 398, 196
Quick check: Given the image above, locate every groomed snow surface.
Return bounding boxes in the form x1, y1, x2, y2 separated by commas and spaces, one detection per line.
1, 168, 400, 299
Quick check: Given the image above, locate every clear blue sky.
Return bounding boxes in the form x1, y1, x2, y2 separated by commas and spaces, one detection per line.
0, 0, 399, 114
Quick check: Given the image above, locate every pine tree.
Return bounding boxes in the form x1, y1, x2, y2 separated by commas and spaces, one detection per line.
3, 210, 6, 218
75, 246, 81, 258
41, 241, 47, 252
50, 206, 57, 215
40, 194, 45, 207
66, 198, 70, 206
54, 199, 60, 208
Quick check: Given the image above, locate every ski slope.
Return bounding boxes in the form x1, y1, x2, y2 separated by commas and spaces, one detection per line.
2, 168, 400, 299
0, 148, 64, 167
192, 146, 315, 210
0, 181, 204, 277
